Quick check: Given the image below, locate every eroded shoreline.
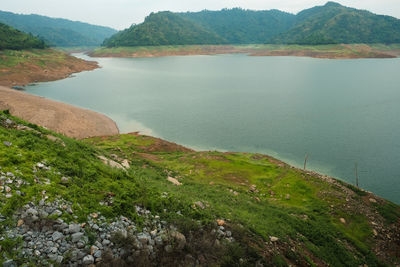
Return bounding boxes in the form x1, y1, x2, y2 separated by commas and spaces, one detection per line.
89, 44, 400, 59
0, 86, 119, 139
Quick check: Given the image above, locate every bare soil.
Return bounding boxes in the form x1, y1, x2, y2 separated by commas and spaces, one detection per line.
0, 86, 119, 139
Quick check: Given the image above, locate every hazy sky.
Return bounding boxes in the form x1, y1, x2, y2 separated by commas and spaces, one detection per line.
1, 0, 399, 30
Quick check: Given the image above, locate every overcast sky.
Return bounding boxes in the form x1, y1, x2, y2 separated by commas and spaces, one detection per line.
1, 0, 399, 30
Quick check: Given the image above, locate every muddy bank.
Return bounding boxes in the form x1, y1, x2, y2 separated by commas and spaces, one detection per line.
0, 86, 119, 139
90, 44, 398, 59
0, 49, 99, 87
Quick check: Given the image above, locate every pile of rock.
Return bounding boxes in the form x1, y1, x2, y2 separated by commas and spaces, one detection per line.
0, 201, 194, 266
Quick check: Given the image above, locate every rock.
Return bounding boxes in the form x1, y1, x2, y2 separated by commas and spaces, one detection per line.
2, 259, 16, 267
52, 231, 64, 241
82, 255, 94, 265
154, 236, 163, 246
270, 236, 279, 242
52, 209, 62, 217
71, 232, 84, 243
164, 245, 173, 253
369, 198, 377, 203
373, 229, 378, 236
5, 186, 11, 193
167, 177, 182, 186
340, 218, 346, 224
69, 223, 81, 234
170, 231, 186, 250
17, 219, 24, 227
97, 155, 124, 169
285, 194, 290, 200
36, 163, 45, 168
3, 141, 12, 147
121, 159, 130, 169
94, 249, 102, 258
102, 239, 111, 246
194, 201, 205, 209
217, 219, 225, 226
61, 177, 69, 183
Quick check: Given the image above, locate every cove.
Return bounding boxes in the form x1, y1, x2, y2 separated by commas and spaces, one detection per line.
25, 53, 400, 203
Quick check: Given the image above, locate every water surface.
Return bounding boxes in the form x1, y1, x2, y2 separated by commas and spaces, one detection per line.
25, 54, 400, 203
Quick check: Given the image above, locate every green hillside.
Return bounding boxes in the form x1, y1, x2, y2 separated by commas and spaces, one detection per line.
105, 2, 400, 47
103, 11, 226, 47
271, 2, 400, 44
0, 22, 46, 50
180, 8, 296, 44
0, 111, 399, 265
0, 10, 117, 47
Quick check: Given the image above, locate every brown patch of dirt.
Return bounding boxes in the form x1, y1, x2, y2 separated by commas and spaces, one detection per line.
127, 132, 193, 153
0, 50, 98, 87
0, 86, 119, 139
91, 44, 397, 59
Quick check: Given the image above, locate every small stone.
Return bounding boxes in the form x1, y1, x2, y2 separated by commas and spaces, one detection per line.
373, 229, 378, 236
340, 218, 346, 224
369, 198, 377, 203
164, 245, 173, 253
121, 159, 130, 169
82, 255, 94, 265
2, 259, 16, 267
5, 186, 11, 193
285, 194, 290, 200
3, 141, 12, 147
270, 236, 279, 242
170, 231, 186, 250
93, 250, 102, 258
71, 232, 84, 243
52, 231, 64, 241
5, 193, 12, 198
17, 219, 24, 227
36, 163, 45, 168
52, 209, 62, 217
167, 177, 182, 186
217, 219, 225, 226
68, 223, 81, 234
102, 239, 111, 246
194, 201, 205, 209
61, 177, 69, 183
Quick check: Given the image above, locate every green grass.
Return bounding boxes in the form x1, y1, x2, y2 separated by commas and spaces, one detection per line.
0, 49, 72, 69
1, 112, 398, 265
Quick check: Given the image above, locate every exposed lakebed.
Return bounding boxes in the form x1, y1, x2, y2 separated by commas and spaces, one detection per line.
25, 53, 400, 203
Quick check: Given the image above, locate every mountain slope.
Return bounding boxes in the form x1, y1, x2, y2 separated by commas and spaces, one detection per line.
0, 111, 399, 265
0, 22, 46, 50
103, 11, 226, 47
180, 8, 296, 44
0, 10, 117, 46
272, 2, 400, 44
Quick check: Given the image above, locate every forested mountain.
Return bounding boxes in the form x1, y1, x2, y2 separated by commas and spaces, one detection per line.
0, 22, 46, 50
0, 10, 117, 46
105, 2, 400, 47
271, 2, 400, 44
180, 8, 296, 44
103, 12, 226, 47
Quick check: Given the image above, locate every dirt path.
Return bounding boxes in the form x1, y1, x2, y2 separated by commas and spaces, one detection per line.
0, 86, 119, 139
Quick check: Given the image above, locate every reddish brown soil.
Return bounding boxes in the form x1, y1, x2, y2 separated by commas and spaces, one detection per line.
0, 51, 98, 87
0, 86, 119, 139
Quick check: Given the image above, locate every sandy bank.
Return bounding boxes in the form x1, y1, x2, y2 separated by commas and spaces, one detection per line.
90, 44, 399, 59
0, 86, 119, 139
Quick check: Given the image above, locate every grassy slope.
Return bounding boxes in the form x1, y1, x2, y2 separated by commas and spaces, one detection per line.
90, 43, 400, 58
1, 112, 399, 266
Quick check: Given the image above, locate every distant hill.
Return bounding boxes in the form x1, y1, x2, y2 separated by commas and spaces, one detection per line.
105, 2, 400, 47
179, 8, 296, 44
0, 10, 117, 47
271, 2, 400, 44
0, 22, 46, 50
103, 11, 226, 47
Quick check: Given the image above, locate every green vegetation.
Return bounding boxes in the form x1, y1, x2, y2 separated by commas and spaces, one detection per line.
179, 8, 295, 44
104, 2, 400, 47
103, 12, 226, 47
0, 10, 116, 47
271, 2, 400, 44
0, 23, 46, 50
0, 112, 399, 265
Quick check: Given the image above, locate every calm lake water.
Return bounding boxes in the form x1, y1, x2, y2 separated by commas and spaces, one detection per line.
25, 53, 400, 203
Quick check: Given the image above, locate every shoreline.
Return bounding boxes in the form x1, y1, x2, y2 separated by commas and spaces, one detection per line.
89, 44, 400, 59
0, 86, 119, 139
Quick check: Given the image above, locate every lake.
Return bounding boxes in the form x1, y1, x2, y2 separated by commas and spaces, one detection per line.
25, 53, 400, 203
